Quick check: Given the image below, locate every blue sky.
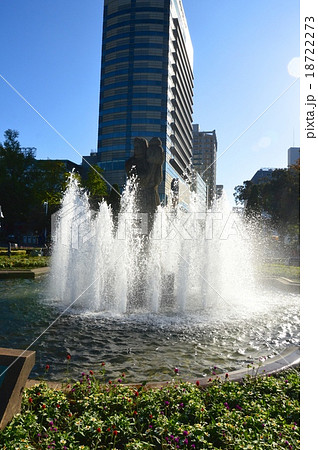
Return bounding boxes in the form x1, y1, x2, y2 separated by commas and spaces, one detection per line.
0, 0, 300, 202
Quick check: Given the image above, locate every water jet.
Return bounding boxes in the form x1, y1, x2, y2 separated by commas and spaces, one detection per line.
0, 148, 299, 382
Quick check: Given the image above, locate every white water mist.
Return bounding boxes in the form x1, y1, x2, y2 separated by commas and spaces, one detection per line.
50, 177, 257, 315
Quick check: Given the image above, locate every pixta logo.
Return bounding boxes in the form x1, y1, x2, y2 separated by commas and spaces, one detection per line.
51, 200, 95, 250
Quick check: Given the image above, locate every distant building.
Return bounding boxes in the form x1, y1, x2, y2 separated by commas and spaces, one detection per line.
91, 0, 194, 206
192, 124, 217, 206
81, 153, 99, 178
215, 184, 223, 199
191, 171, 207, 206
251, 168, 274, 184
36, 159, 82, 174
288, 147, 300, 167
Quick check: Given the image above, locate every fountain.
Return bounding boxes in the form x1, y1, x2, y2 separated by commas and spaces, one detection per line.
51, 179, 260, 316
0, 138, 299, 382
50, 137, 259, 316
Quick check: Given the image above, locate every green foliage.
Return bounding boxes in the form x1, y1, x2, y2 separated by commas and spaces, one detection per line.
32, 160, 71, 207
0, 130, 36, 232
260, 263, 300, 280
234, 165, 300, 227
0, 368, 300, 449
0, 254, 49, 269
0, 129, 84, 239
107, 183, 121, 218
82, 165, 108, 210
0, 249, 26, 256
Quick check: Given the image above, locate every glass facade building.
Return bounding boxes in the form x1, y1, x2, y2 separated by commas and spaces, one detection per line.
287, 147, 300, 167
96, 0, 194, 205
192, 124, 217, 206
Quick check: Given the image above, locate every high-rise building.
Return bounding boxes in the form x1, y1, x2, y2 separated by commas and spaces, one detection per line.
288, 147, 300, 167
92, 0, 194, 206
192, 124, 217, 205
251, 168, 274, 184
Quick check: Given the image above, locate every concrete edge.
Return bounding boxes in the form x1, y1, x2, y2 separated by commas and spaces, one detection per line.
0, 271, 299, 292
25, 345, 300, 391
261, 277, 300, 293
0, 267, 49, 279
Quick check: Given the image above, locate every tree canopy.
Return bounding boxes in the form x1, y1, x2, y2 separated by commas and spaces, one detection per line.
234, 163, 300, 226
0, 130, 79, 241
0, 130, 36, 234
0, 129, 123, 242
82, 165, 108, 210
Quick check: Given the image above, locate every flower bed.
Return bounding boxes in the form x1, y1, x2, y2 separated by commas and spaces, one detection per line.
0, 368, 299, 449
0, 255, 49, 269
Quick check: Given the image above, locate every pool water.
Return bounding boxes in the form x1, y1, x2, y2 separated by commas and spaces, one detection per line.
0, 277, 299, 383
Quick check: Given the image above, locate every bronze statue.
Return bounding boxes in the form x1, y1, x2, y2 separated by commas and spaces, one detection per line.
125, 137, 165, 308
125, 137, 164, 215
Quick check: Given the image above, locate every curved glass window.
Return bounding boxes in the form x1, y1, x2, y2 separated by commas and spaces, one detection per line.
100, 106, 164, 118
103, 67, 163, 78
104, 75, 129, 84
106, 19, 164, 33
99, 132, 128, 139
106, 25, 130, 38
131, 131, 166, 138
106, 14, 131, 27
105, 50, 129, 62
100, 94, 128, 102
107, 7, 165, 21
102, 68, 129, 77
105, 44, 130, 54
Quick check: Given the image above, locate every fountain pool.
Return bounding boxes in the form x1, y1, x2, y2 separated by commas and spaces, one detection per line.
0, 179, 300, 382
0, 277, 299, 382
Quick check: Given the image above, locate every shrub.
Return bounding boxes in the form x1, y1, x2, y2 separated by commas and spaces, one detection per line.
0, 368, 299, 449
0, 255, 49, 269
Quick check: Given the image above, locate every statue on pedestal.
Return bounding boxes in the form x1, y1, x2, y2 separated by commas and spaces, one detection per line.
125, 137, 165, 309
125, 137, 165, 216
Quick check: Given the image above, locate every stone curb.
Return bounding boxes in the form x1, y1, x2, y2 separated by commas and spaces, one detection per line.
0, 267, 49, 279
261, 277, 300, 293
25, 345, 300, 391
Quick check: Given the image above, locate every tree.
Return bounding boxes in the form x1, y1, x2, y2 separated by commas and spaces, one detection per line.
26, 160, 74, 241
261, 165, 300, 225
32, 160, 71, 207
0, 130, 36, 237
0, 129, 81, 242
234, 180, 262, 219
82, 165, 108, 210
107, 183, 121, 227
107, 183, 121, 212
234, 164, 300, 251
